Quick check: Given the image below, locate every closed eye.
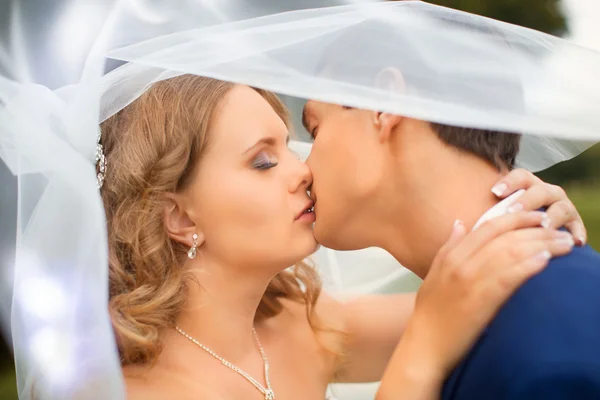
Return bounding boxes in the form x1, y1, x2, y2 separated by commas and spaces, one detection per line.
252, 151, 278, 170
254, 162, 277, 170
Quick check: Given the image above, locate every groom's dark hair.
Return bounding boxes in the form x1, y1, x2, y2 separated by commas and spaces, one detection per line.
430, 124, 521, 171
315, 11, 523, 171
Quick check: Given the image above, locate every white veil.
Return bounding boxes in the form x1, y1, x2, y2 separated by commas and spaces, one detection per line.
0, 1, 135, 397
103, 1, 600, 171
98, 0, 600, 305
1, 1, 600, 399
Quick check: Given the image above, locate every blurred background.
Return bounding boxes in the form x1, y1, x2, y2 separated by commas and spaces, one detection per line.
0, 0, 598, 398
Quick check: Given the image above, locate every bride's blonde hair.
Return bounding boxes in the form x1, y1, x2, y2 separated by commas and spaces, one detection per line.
99, 74, 323, 365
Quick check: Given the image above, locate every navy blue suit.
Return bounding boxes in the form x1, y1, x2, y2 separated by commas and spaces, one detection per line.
443, 245, 600, 399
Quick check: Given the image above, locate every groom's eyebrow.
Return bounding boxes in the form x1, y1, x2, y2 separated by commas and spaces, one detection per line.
301, 106, 311, 132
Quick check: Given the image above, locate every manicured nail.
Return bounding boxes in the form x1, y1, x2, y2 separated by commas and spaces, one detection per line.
554, 231, 572, 240
507, 202, 524, 214
555, 236, 575, 249
576, 236, 586, 246
491, 183, 508, 197
532, 250, 552, 264
453, 219, 465, 232
541, 214, 551, 229
452, 220, 466, 236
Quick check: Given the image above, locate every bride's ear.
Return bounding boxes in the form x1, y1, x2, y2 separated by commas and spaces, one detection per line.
164, 193, 205, 249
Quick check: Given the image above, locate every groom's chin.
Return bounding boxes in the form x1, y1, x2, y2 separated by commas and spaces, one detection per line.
312, 219, 338, 250
313, 219, 364, 252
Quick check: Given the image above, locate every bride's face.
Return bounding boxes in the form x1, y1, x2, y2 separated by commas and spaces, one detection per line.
183, 86, 318, 270
303, 100, 385, 250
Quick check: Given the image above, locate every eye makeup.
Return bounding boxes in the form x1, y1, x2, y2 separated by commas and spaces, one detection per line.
252, 151, 278, 170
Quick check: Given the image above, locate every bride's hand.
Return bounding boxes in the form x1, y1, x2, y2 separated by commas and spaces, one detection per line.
492, 168, 586, 245
377, 211, 574, 400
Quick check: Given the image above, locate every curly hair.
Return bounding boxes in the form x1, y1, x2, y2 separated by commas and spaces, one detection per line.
99, 75, 323, 365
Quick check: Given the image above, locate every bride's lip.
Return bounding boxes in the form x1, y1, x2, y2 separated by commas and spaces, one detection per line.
295, 200, 315, 220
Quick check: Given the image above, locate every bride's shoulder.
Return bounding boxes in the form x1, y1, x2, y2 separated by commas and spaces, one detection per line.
122, 366, 165, 400
123, 365, 225, 400
277, 292, 346, 363
126, 384, 224, 400
277, 291, 345, 331
282, 291, 345, 332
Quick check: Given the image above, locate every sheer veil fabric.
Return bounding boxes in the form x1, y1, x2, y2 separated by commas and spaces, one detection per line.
1, 1, 599, 399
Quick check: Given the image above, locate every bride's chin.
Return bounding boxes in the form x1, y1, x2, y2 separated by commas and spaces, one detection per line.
295, 236, 320, 262
309, 241, 321, 254
311, 222, 331, 249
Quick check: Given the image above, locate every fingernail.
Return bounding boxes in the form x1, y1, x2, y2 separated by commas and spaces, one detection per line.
507, 203, 524, 214
541, 214, 551, 229
452, 220, 466, 237
491, 183, 508, 197
532, 250, 552, 264
576, 236, 586, 246
453, 219, 465, 231
554, 231, 572, 240
555, 237, 575, 249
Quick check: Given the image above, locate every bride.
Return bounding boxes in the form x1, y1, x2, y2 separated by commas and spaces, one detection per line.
99, 74, 581, 400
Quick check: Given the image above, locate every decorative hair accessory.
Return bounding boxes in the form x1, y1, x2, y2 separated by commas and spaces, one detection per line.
96, 129, 107, 189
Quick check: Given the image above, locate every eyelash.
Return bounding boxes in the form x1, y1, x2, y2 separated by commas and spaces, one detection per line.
252, 152, 278, 170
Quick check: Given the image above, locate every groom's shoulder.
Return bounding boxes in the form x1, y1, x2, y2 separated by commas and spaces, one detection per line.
520, 244, 600, 300
442, 246, 600, 399
464, 246, 600, 352
535, 243, 599, 276
490, 245, 600, 342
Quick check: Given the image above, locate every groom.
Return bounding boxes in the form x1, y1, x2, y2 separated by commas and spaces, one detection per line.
300, 17, 600, 398
302, 97, 600, 398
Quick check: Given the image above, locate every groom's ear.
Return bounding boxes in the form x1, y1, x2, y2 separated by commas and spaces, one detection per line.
372, 67, 406, 143
372, 111, 404, 143
375, 67, 406, 93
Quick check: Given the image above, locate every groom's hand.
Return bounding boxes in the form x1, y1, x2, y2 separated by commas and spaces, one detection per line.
491, 168, 586, 246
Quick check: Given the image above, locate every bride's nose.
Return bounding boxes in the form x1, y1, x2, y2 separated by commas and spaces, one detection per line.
289, 157, 313, 193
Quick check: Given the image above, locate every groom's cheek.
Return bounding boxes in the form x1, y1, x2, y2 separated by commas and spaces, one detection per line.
306, 142, 327, 177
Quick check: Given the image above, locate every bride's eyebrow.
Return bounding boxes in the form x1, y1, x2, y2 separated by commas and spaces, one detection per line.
244, 135, 291, 155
